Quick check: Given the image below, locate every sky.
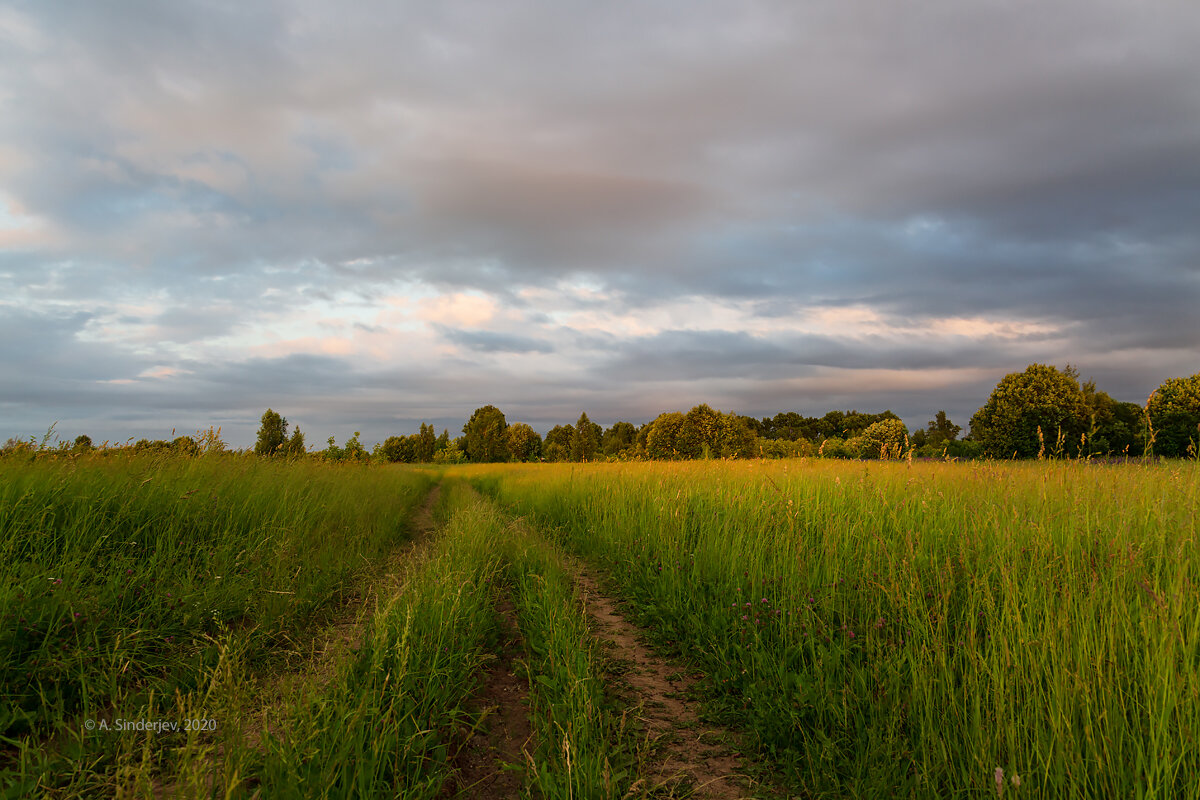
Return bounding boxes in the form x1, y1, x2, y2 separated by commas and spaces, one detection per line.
2, 0, 1198, 449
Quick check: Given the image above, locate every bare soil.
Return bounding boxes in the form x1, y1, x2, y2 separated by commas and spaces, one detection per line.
571, 562, 768, 800
442, 595, 533, 800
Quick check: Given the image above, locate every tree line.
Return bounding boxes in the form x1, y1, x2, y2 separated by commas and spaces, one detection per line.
8, 367, 1196, 462
245, 366, 1197, 463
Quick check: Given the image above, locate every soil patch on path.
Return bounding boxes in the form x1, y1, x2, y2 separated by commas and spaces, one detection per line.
572, 563, 769, 800
442, 594, 532, 799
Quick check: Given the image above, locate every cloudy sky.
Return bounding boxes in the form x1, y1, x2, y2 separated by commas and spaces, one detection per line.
2, 1, 1198, 448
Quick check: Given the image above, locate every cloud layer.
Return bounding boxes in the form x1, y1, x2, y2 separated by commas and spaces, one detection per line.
2, 1, 1198, 446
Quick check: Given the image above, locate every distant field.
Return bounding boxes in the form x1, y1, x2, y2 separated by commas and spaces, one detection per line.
2, 454, 1197, 798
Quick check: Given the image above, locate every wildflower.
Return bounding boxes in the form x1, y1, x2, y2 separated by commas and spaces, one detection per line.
994, 767, 1004, 797
1011, 775, 1020, 788
126, 569, 134, 575
761, 597, 768, 603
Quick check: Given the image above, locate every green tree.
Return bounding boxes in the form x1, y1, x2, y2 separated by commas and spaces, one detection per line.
912, 411, 961, 449
462, 405, 510, 462
343, 431, 368, 462
570, 412, 601, 461
678, 404, 720, 458
322, 436, 343, 461
433, 441, 467, 464
859, 418, 909, 459
381, 435, 414, 463
543, 424, 574, 462
507, 423, 543, 462
434, 429, 451, 454
172, 435, 201, 457
283, 427, 306, 458
72, 434, 93, 453
601, 421, 637, 457
1106, 401, 1146, 456
1147, 373, 1200, 457
413, 423, 436, 463
645, 411, 687, 460
969, 364, 1089, 458
254, 409, 289, 456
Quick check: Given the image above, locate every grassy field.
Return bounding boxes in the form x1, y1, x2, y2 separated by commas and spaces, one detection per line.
0, 453, 434, 797
2, 453, 1197, 798
456, 458, 1200, 798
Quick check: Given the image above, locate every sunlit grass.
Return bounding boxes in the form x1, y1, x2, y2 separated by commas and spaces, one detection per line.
0, 454, 433, 795
454, 458, 1200, 798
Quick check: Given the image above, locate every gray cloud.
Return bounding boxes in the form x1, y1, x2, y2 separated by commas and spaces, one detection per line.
435, 325, 555, 354
2, 0, 1198, 445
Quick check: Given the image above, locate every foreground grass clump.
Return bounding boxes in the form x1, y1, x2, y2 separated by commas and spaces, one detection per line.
458, 458, 1200, 799
248, 480, 502, 799
0, 454, 432, 795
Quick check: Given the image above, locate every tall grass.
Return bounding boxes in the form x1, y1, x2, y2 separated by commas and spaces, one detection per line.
0, 454, 432, 795
246, 480, 503, 799
458, 459, 1200, 798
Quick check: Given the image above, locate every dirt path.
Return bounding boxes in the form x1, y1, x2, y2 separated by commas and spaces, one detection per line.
442, 595, 533, 799
571, 562, 766, 800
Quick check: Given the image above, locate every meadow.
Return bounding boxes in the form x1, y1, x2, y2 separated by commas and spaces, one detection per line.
1, 452, 1197, 798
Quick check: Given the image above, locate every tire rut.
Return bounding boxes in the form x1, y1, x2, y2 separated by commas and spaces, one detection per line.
572, 563, 765, 800
442, 595, 533, 799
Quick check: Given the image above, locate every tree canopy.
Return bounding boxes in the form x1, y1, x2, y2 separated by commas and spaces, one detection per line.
254, 409, 288, 456
969, 364, 1089, 458
462, 405, 510, 462
1147, 373, 1200, 457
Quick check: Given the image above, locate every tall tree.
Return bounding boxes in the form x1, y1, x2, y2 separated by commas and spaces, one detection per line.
645, 411, 687, 459
284, 427, 306, 458
414, 422, 437, 462
1147, 373, 1200, 457
601, 421, 637, 457
543, 424, 574, 462
913, 410, 962, 448
507, 423, 543, 462
570, 412, 601, 461
969, 364, 1089, 458
462, 405, 510, 462
254, 409, 288, 456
